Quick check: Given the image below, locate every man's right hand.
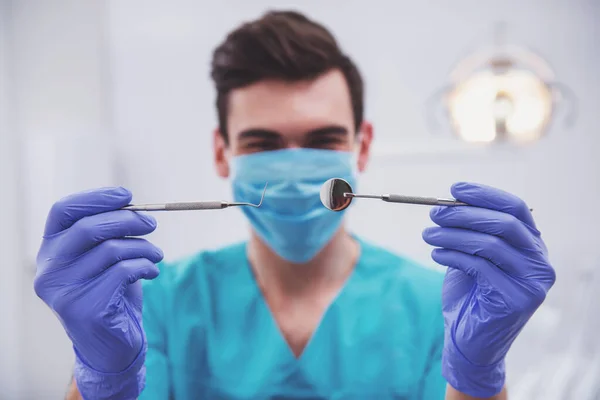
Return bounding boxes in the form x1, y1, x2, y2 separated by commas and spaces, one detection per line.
34, 187, 164, 399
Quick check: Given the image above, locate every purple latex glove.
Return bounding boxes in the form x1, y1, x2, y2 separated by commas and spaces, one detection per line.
422, 182, 556, 398
34, 187, 164, 400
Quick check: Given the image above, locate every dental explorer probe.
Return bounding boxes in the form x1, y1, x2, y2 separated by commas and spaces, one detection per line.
320, 178, 533, 211
122, 183, 268, 212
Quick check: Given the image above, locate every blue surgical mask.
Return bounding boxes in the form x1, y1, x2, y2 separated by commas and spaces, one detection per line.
230, 148, 358, 264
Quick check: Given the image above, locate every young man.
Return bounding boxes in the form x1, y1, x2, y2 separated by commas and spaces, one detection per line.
35, 10, 555, 400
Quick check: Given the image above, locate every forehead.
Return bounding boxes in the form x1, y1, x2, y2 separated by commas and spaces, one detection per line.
226, 69, 354, 137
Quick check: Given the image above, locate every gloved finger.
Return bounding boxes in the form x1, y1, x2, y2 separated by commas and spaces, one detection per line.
49, 210, 157, 256
44, 187, 133, 236
432, 248, 509, 291
442, 267, 477, 307
423, 226, 539, 277
105, 258, 160, 310
74, 238, 164, 280
429, 205, 542, 250
110, 257, 161, 286
450, 182, 537, 229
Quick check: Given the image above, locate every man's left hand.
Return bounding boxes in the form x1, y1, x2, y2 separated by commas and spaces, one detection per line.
422, 182, 556, 398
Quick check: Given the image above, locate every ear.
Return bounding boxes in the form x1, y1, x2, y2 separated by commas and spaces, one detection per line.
356, 121, 374, 173
213, 129, 230, 178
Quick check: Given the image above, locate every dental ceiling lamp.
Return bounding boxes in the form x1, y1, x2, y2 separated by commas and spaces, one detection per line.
427, 23, 577, 144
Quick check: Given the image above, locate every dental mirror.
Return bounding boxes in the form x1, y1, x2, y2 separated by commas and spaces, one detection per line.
321, 177, 535, 211
320, 178, 354, 211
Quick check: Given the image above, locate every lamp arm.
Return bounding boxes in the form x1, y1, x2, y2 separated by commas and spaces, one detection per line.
546, 81, 578, 128
424, 84, 454, 135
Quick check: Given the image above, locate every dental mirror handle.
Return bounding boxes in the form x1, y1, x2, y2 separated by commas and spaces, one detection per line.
382, 194, 468, 207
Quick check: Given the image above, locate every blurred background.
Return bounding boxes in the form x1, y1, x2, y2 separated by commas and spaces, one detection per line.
1, 0, 599, 398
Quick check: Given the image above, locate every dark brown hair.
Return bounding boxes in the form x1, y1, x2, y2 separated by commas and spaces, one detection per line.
210, 10, 364, 143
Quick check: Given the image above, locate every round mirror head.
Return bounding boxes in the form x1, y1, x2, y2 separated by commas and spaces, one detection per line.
320, 178, 354, 212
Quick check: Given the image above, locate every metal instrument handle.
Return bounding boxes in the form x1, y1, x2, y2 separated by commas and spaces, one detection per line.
383, 194, 468, 207
164, 201, 226, 211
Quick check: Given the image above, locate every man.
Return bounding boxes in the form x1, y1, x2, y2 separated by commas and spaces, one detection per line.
34, 10, 555, 400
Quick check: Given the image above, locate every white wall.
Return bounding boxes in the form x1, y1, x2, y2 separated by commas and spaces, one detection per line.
4, 0, 599, 398
6, 0, 116, 398
0, 1, 23, 398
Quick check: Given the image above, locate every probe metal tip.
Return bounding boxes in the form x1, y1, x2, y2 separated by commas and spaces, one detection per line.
254, 182, 268, 207
229, 182, 268, 208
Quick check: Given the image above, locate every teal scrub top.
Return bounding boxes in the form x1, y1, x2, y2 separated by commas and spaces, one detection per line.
140, 237, 446, 399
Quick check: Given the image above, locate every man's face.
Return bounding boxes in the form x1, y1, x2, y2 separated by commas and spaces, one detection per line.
214, 69, 373, 177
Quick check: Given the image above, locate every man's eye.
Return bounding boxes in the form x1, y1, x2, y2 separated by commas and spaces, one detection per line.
246, 141, 281, 151
307, 138, 343, 149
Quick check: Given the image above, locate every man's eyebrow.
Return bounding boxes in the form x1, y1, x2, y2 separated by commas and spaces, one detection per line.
237, 125, 349, 141
306, 125, 349, 138
237, 129, 282, 140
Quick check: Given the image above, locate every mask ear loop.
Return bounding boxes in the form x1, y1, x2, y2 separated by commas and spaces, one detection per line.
224, 149, 240, 180
351, 132, 363, 176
